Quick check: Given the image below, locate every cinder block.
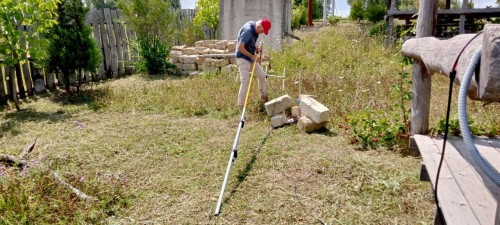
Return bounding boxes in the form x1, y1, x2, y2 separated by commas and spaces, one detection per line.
297, 116, 327, 133
271, 112, 287, 128
291, 106, 301, 118
299, 96, 330, 123
264, 94, 294, 116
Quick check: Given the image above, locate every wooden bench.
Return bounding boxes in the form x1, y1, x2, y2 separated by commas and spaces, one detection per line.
414, 134, 500, 225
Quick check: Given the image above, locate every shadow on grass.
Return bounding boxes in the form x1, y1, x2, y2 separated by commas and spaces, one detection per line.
222, 128, 274, 206
138, 73, 188, 82
1, 108, 71, 137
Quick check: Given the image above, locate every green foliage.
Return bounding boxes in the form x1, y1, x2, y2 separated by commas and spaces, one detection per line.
117, 0, 178, 75
179, 18, 205, 46
350, 0, 366, 22
137, 38, 174, 75
369, 21, 387, 36
85, 0, 117, 9
193, 0, 219, 32
0, 0, 60, 67
293, 0, 324, 20
343, 57, 412, 150
327, 15, 342, 25
366, 2, 386, 23
46, 0, 102, 92
292, 6, 308, 29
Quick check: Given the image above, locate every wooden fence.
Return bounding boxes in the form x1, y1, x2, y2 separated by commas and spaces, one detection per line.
0, 8, 216, 106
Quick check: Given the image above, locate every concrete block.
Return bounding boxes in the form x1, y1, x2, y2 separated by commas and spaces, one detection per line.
264, 94, 294, 116
213, 59, 229, 67
291, 106, 300, 118
189, 71, 200, 76
182, 47, 196, 55
229, 57, 236, 64
227, 41, 236, 51
209, 44, 216, 49
210, 49, 226, 54
299, 96, 330, 123
182, 63, 197, 70
180, 55, 197, 64
215, 40, 227, 50
297, 116, 327, 133
171, 50, 182, 55
195, 41, 204, 47
195, 47, 208, 54
170, 55, 180, 63
174, 63, 182, 69
271, 112, 287, 128
196, 57, 205, 65
172, 45, 186, 51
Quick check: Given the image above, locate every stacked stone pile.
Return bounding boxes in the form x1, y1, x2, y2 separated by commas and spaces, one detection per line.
264, 94, 330, 132
170, 40, 270, 76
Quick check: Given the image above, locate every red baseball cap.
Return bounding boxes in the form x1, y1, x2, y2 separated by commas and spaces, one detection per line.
261, 18, 271, 35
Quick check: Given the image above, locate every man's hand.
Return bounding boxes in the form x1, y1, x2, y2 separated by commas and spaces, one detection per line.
255, 47, 261, 54
253, 54, 260, 62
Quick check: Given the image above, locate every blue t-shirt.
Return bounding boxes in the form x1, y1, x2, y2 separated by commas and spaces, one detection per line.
235, 21, 258, 63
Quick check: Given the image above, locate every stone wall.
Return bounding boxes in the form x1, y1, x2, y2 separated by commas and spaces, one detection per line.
170, 40, 270, 76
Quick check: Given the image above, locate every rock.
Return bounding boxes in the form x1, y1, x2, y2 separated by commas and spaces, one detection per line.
196, 57, 205, 65
227, 41, 236, 51
291, 106, 301, 118
172, 45, 186, 51
210, 49, 226, 54
196, 47, 208, 55
182, 63, 197, 70
180, 55, 197, 64
209, 44, 216, 49
479, 24, 500, 100
215, 40, 227, 50
182, 47, 196, 55
195, 41, 204, 48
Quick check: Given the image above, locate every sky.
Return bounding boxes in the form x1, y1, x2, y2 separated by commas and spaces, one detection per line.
179, 0, 498, 18
180, 0, 352, 17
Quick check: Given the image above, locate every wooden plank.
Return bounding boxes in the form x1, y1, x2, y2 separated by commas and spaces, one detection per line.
0, 66, 7, 105
414, 135, 481, 225
111, 10, 124, 76
4, 66, 12, 97
90, 10, 105, 79
438, 137, 499, 225
15, 63, 26, 99
104, 8, 118, 77
117, 11, 130, 65
459, 0, 467, 34
45, 71, 55, 90
98, 9, 111, 78
22, 61, 33, 96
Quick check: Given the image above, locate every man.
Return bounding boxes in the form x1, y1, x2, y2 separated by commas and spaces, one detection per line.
235, 18, 271, 108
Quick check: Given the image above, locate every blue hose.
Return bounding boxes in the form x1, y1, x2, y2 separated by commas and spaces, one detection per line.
458, 46, 500, 186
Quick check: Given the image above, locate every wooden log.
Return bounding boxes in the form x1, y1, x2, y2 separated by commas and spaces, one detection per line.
52, 172, 96, 202
104, 8, 118, 77
385, 0, 396, 45
18, 138, 36, 159
0, 154, 27, 167
410, 0, 437, 135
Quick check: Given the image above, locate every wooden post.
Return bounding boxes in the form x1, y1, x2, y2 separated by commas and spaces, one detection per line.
308, 0, 313, 26
386, 0, 396, 46
459, 0, 467, 34
410, 0, 438, 136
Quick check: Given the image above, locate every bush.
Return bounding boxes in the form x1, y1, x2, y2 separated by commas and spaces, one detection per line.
349, 0, 365, 22
137, 38, 174, 75
328, 15, 342, 25
179, 18, 205, 46
369, 21, 387, 36
292, 6, 307, 29
366, 3, 386, 23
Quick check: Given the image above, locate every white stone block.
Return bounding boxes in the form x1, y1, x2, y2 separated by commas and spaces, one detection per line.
479, 24, 500, 100
291, 106, 300, 118
196, 57, 205, 65
182, 63, 197, 70
264, 94, 293, 116
227, 41, 236, 51
180, 55, 197, 64
195, 41, 204, 47
172, 45, 186, 51
299, 96, 330, 123
182, 47, 196, 55
195, 47, 207, 55
271, 112, 287, 128
215, 40, 227, 50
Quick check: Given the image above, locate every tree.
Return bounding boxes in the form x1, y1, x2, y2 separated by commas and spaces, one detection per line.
349, 0, 365, 21
0, 0, 59, 109
179, 18, 205, 46
193, 0, 219, 37
85, 0, 118, 9
117, 0, 178, 75
46, 0, 102, 92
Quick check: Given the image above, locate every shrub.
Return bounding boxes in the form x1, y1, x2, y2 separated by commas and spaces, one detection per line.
366, 3, 386, 23
292, 6, 307, 29
327, 15, 342, 25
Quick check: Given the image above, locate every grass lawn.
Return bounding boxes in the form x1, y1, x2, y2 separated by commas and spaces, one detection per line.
9, 22, 500, 223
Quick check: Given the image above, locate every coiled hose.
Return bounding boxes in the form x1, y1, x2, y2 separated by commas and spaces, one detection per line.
458, 46, 500, 186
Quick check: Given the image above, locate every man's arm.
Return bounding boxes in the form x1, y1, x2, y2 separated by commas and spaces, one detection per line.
238, 42, 257, 62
